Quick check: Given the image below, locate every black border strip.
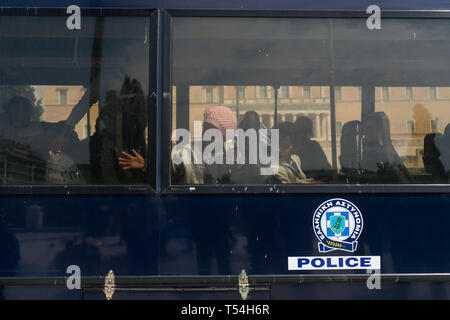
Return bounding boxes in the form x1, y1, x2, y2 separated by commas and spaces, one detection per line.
161, 10, 173, 193
165, 9, 450, 18
0, 7, 153, 16
164, 184, 450, 194
0, 185, 153, 195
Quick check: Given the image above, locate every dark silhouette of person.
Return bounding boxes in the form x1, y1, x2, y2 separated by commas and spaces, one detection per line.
360, 112, 413, 183
0, 96, 82, 184
190, 199, 233, 275
423, 132, 446, 182
294, 116, 332, 181
0, 96, 37, 150
435, 124, 450, 182
119, 199, 161, 275
1, 96, 81, 159
53, 238, 102, 276
339, 120, 362, 183
92, 76, 148, 184
0, 96, 34, 132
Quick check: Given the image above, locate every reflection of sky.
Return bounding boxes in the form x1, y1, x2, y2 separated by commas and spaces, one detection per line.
98, 18, 150, 101
173, 17, 450, 87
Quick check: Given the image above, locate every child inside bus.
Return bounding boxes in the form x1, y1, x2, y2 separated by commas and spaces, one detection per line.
266, 121, 309, 184
118, 105, 238, 185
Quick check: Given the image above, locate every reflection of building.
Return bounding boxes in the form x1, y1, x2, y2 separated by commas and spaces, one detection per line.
374, 87, 450, 170
34, 85, 98, 141
177, 85, 450, 171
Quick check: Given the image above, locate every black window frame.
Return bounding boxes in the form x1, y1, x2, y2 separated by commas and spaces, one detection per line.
162, 9, 450, 194
0, 7, 157, 195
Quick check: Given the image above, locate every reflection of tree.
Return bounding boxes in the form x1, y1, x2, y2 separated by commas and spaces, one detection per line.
0, 86, 43, 121
90, 76, 147, 184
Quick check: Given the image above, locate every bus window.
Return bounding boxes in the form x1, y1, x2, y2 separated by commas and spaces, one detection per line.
331, 18, 450, 185
169, 16, 450, 188
0, 15, 151, 187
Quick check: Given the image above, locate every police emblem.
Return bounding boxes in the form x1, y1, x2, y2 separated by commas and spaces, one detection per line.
313, 198, 363, 253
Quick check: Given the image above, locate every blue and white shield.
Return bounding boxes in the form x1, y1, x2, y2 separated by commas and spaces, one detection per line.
314, 199, 363, 253
330, 214, 346, 235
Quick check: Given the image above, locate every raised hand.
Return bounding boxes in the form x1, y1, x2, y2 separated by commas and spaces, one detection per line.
118, 149, 146, 170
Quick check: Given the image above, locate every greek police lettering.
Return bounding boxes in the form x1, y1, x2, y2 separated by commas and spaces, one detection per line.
181, 304, 215, 318
312, 198, 363, 253
288, 256, 381, 270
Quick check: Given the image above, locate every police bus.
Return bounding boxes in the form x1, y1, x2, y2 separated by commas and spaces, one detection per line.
0, 0, 449, 300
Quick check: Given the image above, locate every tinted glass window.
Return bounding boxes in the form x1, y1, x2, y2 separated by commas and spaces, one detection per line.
0, 16, 150, 186
170, 17, 450, 186
171, 18, 332, 185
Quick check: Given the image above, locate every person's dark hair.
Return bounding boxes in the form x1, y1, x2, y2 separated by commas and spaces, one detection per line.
276, 121, 296, 140
444, 123, 450, 137
239, 111, 261, 131
3, 96, 33, 114
295, 116, 313, 138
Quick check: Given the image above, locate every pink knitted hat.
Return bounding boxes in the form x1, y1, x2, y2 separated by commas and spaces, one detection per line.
204, 105, 237, 137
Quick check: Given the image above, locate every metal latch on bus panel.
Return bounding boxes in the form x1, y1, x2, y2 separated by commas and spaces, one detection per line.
104, 270, 115, 300
239, 269, 250, 300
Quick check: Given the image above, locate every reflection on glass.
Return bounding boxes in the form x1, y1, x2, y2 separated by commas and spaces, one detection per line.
0, 16, 150, 186
375, 87, 450, 183
172, 17, 450, 186
172, 85, 333, 184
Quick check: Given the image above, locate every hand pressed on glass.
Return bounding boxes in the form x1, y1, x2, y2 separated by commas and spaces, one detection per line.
118, 149, 146, 170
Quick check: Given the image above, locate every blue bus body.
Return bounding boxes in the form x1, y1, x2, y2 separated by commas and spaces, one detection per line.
0, 0, 450, 300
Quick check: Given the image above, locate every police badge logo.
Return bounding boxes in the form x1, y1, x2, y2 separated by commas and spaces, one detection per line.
313, 198, 363, 253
